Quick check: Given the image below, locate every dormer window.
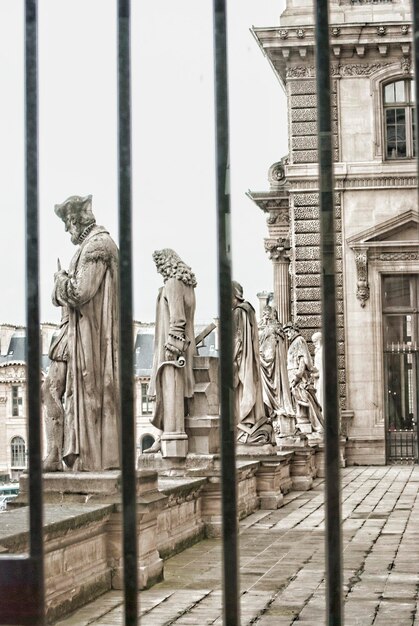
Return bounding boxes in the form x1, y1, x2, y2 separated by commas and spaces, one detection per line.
384, 79, 415, 159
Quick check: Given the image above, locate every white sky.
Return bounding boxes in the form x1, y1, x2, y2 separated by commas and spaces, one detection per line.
0, 0, 287, 326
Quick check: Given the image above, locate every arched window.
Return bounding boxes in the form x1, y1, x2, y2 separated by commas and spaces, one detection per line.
11, 436, 26, 468
141, 434, 155, 453
383, 78, 415, 159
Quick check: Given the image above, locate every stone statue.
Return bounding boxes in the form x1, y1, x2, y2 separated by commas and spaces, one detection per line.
258, 305, 295, 431
311, 331, 323, 410
43, 194, 120, 472
145, 249, 197, 457
283, 322, 323, 434
232, 281, 275, 446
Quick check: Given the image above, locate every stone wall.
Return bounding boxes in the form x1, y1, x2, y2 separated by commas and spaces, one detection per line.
291, 191, 346, 410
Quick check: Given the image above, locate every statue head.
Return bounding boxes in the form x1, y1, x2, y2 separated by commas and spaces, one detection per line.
283, 321, 299, 341
152, 249, 197, 287
232, 281, 245, 307
311, 331, 322, 349
55, 194, 96, 245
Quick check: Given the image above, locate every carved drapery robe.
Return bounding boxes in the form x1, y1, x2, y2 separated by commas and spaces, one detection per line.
148, 277, 196, 431
53, 225, 120, 471
233, 301, 266, 428
259, 322, 294, 419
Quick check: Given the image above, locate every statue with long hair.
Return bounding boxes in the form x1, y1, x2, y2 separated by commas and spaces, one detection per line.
144, 249, 197, 457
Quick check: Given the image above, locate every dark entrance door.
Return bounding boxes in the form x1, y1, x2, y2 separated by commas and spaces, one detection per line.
383, 274, 419, 463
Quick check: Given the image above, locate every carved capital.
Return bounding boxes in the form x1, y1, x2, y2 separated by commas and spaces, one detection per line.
265, 237, 291, 262
354, 249, 370, 308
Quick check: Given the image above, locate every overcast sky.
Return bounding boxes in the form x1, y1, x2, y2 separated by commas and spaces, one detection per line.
0, 0, 287, 326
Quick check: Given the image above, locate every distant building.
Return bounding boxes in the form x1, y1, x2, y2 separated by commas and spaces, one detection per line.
249, 0, 419, 465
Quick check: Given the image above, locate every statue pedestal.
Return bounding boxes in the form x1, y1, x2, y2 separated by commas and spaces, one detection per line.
161, 432, 188, 458
315, 438, 347, 477
276, 414, 296, 436
296, 422, 313, 434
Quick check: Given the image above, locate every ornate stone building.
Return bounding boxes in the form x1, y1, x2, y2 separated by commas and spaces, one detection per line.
249, 0, 418, 464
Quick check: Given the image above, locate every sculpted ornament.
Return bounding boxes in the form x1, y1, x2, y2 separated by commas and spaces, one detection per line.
43, 194, 120, 472
401, 56, 411, 74
354, 249, 370, 307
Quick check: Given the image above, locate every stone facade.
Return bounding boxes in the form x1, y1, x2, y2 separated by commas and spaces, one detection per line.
250, 0, 418, 465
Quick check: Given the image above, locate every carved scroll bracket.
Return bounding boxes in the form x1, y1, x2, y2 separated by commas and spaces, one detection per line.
354, 248, 370, 307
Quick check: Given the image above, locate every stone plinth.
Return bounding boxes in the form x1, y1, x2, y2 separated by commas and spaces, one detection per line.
158, 476, 206, 558
138, 452, 218, 476
255, 455, 291, 509
185, 416, 220, 455
236, 443, 277, 456
185, 355, 220, 455
106, 471, 167, 590
188, 355, 219, 417
196, 460, 260, 537
161, 432, 188, 458
17, 470, 123, 504
18, 470, 167, 592
290, 447, 317, 491
0, 503, 114, 623
315, 438, 347, 478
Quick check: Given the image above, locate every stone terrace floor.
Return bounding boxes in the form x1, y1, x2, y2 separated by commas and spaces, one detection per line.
56, 466, 419, 626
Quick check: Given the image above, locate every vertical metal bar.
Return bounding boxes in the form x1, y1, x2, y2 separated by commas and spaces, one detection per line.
117, 1, 138, 624
314, 1, 343, 625
414, 0, 419, 462
212, 1, 240, 624
414, 0, 419, 164
25, 0, 45, 623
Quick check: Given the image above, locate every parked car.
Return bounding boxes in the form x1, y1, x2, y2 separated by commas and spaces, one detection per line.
0, 495, 17, 511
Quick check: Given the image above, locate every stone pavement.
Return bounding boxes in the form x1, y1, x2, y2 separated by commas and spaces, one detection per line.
55, 466, 419, 625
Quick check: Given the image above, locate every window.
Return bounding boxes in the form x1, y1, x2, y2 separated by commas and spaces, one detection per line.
11, 436, 26, 468
12, 385, 23, 417
141, 434, 155, 452
384, 79, 415, 159
382, 275, 419, 463
141, 382, 152, 415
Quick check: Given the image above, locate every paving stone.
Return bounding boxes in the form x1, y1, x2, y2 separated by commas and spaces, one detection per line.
54, 466, 419, 625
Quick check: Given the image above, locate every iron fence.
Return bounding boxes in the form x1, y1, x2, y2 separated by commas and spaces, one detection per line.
5, 0, 416, 623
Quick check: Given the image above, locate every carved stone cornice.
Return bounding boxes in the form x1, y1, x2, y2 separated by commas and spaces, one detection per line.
370, 251, 419, 262
253, 19, 413, 85
354, 249, 370, 308
247, 188, 290, 239
287, 174, 418, 192
264, 237, 291, 262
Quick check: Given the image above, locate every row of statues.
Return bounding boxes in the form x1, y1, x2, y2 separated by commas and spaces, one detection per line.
42, 195, 324, 472
233, 283, 324, 448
